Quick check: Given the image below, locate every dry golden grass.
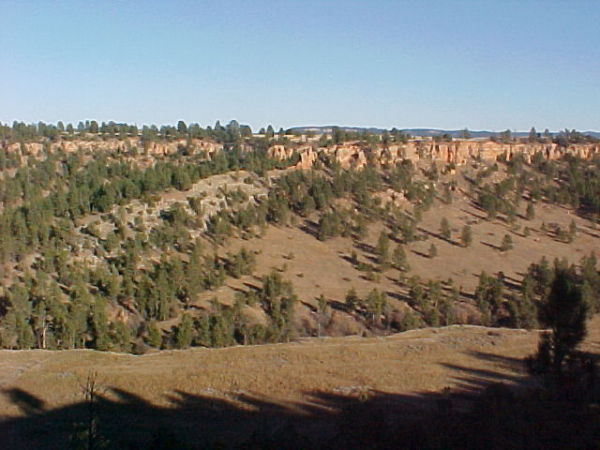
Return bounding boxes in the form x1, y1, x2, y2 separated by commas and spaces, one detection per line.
1, 316, 599, 420
204, 184, 600, 321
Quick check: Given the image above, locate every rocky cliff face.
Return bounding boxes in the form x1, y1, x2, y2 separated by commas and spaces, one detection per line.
3, 137, 223, 164
269, 140, 600, 170
266, 144, 317, 169
4, 136, 599, 170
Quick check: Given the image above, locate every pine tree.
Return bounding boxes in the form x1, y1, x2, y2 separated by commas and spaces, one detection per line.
392, 244, 409, 271
345, 288, 359, 310
376, 231, 390, 269
500, 234, 513, 252
569, 219, 577, 241
316, 294, 329, 337
461, 225, 472, 248
16, 313, 35, 349
440, 218, 451, 240
528, 268, 588, 375
177, 120, 188, 135
474, 272, 505, 325
176, 314, 193, 349
428, 243, 437, 258
528, 126, 538, 143
366, 289, 387, 326
146, 320, 162, 348
113, 321, 132, 352
91, 298, 110, 351
526, 202, 535, 220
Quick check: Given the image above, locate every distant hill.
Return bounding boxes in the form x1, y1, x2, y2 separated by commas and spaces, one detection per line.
583, 131, 600, 138
288, 126, 600, 139
288, 125, 387, 134
401, 128, 495, 138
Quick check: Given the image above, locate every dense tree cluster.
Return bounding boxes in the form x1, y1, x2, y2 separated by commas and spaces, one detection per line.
0, 120, 255, 145
0, 137, 303, 351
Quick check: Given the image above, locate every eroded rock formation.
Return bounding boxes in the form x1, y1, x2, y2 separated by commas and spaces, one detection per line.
268, 140, 600, 170
4, 136, 599, 170
3, 137, 223, 164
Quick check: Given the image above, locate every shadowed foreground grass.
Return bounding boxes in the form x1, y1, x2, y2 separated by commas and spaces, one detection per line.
2, 319, 600, 449
2, 349, 600, 449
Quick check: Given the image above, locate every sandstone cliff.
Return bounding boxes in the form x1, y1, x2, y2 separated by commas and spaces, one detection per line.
3, 137, 223, 164
4, 136, 599, 170
269, 140, 600, 170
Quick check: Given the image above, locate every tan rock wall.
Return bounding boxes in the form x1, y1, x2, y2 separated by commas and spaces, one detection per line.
4, 138, 223, 162
311, 141, 599, 169
4, 137, 599, 170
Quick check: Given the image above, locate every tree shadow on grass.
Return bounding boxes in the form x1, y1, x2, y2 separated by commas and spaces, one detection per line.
298, 219, 319, 240
354, 241, 375, 255
1, 348, 599, 449
481, 241, 501, 251
417, 227, 461, 247
411, 249, 430, 259
2, 388, 46, 416
460, 207, 487, 222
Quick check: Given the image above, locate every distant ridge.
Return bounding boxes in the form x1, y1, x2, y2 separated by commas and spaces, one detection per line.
288, 126, 600, 139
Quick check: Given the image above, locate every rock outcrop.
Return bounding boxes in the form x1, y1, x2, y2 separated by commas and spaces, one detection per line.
267, 140, 600, 170
4, 136, 599, 170
3, 137, 223, 164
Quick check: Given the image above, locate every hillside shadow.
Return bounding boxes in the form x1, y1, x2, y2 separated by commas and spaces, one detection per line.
1, 347, 599, 449
354, 241, 375, 255
2, 388, 46, 416
411, 249, 430, 259
481, 241, 501, 251
460, 207, 487, 222
299, 219, 319, 239
440, 363, 525, 393
580, 227, 600, 239
340, 254, 357, 267
328, 299, 351, 313
242, 281, 260, 292
417, 227, 461, 247
385, 290, 409, 303
501, 278, 521, 292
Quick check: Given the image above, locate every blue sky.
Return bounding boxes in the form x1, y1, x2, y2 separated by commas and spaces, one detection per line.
1, 0, 599, 131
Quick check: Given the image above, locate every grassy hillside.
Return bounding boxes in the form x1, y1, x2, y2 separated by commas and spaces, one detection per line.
1, 125, 600, 447
1, 131, 600, 353
0, 316, 598, 448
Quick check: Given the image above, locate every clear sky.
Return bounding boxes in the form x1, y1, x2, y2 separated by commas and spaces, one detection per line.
1, 0, 599, 131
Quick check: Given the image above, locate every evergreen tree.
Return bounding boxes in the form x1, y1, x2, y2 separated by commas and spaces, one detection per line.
146, 320, 162, 348
569, 219, 577, 241
440, 218, 451, 240
177, 120, 188, 135
500, 234, 513, 252
365, 289, 387, 326
474, 272, 503, 325
392, 244, 409, 271
265, 125, 275, 139
428, 243, 437, 258
529, 268, 588, 374
316, 294, 329, 337
461, 225, 472, 248
91, 298, 110, 351
376, 231, 390, 269
526, 202, 535, 220
528, 126, 538, 143
176, 314, 193, 349
345, 288, 359, 310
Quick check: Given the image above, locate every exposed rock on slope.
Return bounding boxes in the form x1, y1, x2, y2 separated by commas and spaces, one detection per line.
267, 140, 600, 170
6, 136, 598, 170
